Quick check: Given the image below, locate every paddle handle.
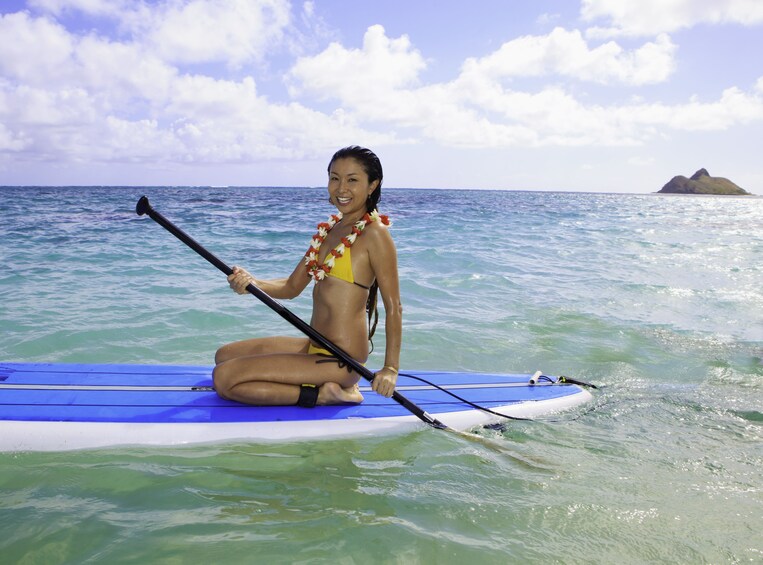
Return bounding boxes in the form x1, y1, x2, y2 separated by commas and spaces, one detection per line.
136, 196, 447, 429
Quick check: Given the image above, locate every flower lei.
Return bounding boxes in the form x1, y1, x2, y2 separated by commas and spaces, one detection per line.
304, 210, 391, 282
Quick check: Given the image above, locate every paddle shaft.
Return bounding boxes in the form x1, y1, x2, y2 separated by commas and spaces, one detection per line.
135, 196, 447, 429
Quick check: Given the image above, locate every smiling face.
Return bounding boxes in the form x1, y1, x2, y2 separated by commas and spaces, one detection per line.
327, 157, 379, 219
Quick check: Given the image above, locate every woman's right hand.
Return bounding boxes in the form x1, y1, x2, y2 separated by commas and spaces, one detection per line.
228, 266, 255, 294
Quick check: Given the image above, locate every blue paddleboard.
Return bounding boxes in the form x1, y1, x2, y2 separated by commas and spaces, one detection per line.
0, 363, 592, 451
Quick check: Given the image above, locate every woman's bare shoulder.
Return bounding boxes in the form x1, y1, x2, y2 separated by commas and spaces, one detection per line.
364, 217, 394, 242
363, 219, 397, 268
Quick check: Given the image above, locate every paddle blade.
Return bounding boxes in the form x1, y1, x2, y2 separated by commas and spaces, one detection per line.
136, 196, 152, 216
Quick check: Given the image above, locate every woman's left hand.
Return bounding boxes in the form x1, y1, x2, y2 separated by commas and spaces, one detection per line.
227, 266, 255, 294
372, 367, 398, 398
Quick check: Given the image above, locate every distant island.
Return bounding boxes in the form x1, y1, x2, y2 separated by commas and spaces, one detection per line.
658, 169, 751, 195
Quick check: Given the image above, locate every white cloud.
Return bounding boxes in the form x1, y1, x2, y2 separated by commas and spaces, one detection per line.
140, 0, 292, 68
288, 25, 426, 99
0, 121, 31, 151
452, 81, 763, 147
582, 0, 763, 37
1, 5, 762, 175
537, 12, 561, 26
0, 6, 395, 166
29, 0, 294, 68
662, 87, 763, 130
0, 12, 75, 85
0, 11, 179, 110
459, 27, 676, 85
287, 25, 763, 149
103, 117, 180, 161
5, 84, 96, 126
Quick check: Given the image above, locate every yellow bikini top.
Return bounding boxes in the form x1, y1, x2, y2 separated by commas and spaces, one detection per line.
325, 247, 370, 289
305, 210, 389, 289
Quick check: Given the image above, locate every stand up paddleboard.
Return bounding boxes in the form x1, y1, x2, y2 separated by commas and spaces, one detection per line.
0, 363, 591, 452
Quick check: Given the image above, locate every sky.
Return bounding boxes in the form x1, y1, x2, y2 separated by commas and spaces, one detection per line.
1, 0, 762, 192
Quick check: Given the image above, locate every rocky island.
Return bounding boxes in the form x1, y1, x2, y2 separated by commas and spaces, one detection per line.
658, 169, 751, 195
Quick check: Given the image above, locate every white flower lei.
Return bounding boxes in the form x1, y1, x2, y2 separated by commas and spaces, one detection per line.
304, 210, 390, 282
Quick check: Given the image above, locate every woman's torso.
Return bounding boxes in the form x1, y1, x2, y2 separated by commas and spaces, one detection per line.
308, 221, 376, 361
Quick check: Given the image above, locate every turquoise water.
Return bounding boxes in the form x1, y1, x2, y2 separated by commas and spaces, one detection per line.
1, 186, 761, 563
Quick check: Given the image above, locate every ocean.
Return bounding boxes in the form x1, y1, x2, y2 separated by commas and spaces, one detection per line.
1, 186, 761, 564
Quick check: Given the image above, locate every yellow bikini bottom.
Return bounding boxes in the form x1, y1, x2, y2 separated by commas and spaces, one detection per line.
307, 343, 364, 370
307, 343, 333, 357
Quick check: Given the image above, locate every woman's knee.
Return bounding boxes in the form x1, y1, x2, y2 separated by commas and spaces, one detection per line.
214, 339, 258, 365
214, 342, 235, 365
212, 363, 232, 399
214, 348, 225, 366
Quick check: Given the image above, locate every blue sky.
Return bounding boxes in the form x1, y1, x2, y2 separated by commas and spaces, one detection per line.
1, 0, 762, 192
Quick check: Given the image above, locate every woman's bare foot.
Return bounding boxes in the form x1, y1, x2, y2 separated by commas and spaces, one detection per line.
317, 382, 364, 405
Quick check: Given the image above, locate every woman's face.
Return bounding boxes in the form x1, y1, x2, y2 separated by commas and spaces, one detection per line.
327, 157, 379, 217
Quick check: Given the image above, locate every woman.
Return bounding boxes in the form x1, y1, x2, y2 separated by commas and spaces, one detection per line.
213, 146, 401, 407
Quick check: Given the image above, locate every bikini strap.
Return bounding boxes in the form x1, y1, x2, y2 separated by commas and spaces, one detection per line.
315, 356, 352, 373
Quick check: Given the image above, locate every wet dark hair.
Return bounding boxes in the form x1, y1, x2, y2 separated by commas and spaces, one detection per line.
327, 145, 383, 213
327, 146, 384, 349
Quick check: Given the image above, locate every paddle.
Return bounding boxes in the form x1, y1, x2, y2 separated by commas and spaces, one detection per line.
135, 196, 449, 430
